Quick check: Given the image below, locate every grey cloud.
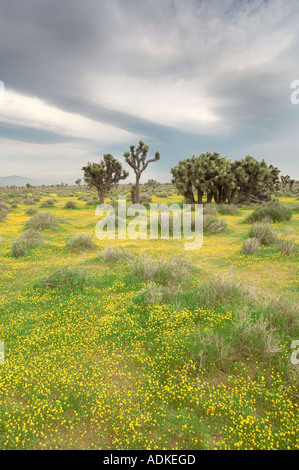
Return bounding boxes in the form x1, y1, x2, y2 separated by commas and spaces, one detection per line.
0, 0, 298, 179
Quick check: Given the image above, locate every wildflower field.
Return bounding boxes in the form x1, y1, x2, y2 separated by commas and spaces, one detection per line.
0, 185, 298, 450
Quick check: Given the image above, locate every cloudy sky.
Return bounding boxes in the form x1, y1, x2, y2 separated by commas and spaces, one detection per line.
0, 0, 298, 183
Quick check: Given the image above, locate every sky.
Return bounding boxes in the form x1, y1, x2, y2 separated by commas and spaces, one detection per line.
0, 0, 298, 184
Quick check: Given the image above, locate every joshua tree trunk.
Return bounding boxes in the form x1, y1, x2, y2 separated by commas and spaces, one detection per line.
184, 180, 195, 204
197, 189, 204, 204
246, 186, 254, 204
135, 175, 141, 204
98, 191, 105, 205
207, 192, 213, 204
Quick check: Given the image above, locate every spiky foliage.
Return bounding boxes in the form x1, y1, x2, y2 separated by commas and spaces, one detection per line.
82, 154, 128, 204
171, 158, 195, 204
123, 141, 160, 204
172, 153, 280, 205
75, 178, 81, 188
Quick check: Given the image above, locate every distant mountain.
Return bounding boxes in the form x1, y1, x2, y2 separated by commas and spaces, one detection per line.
0, 175, 80, 187
0, 175, 37, 187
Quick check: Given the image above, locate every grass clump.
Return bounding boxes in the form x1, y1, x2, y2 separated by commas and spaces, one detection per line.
190, 312, 281, 370
37, 266, 95, 293
85, 199, 96, 206
217, 204, 239, 215
11, 230, 44, 258
139, 193, 152, 205
66, 232, 96, 252
248, 223, 278, 246
138, 282, 164, 305
40, 198, 55, 208
277, 233, 297, 256
64, 200, 77, 209
11, 239, 28, 258
241, 237, 260, 254
203, 204, 218, 216
23, 198, 35, 205
203, 214, 227, 233
0, 204, 9, 222
246, 199, 292, 223
25, 212, 60, 230
129, 254, 193, 287
25, 207, 38, 216
179, 274, 256, 311
102, 244, 133, 263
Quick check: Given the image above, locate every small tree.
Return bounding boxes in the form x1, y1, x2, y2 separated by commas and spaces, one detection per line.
123, 141, 160, 204
146, 179, 159, 191
289, 179, 295, 191
280, 175, 290, 189
82, 154, 128, 204
75, 178, 81, 188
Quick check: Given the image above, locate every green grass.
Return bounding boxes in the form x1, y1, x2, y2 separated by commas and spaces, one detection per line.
0, 186, 298, 450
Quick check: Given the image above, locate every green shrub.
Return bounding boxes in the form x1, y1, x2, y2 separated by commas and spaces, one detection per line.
248, 223, 278, 246
229, 313, 281, 360
40, 198, 55, 208
25, 207, 38, 216
262, 296, 299, 334
191, 329, 231, 369
25, 212, 59, 230
203, 214, 227, 233
138, 282, 164, 305
85, 199, 96, 206
277, 234, 296, 255
246, 199, 292, 223
11, 230, 44, 257
129, 254, 192, 287
241, 237, 260, 254
23, 198, 35, 205
64, 200, 77, 209
190, 312, 281, 370
203, 204, 218, 216
11, 239, 29, 257
0, 202, 10, 212
181, 275, 256, 310
20, 229, 44, 246
37, 266, 95, 293
0, 207, 9, 222
217, 204, 239, 215
139, 193, 152, 205
102, 245, 133, 263
66, 232, 96, 251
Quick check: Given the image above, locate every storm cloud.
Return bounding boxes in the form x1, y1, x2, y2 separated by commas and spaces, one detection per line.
0, 0, 298, 182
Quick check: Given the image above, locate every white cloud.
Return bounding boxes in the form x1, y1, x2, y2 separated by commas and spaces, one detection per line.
88, 74, 221, 134
0, 137, 95, 178
0, 89, 138, 143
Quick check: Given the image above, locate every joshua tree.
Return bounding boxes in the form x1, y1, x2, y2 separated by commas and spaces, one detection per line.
171, 153, 280, 205
75, 178, 81, 188
123, 141, 160, 204
146, 179, 159, 191
171, 158, 195, 204
280, 174, 291, 189
289, 179, 295, 191
82, 154, 128, 204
